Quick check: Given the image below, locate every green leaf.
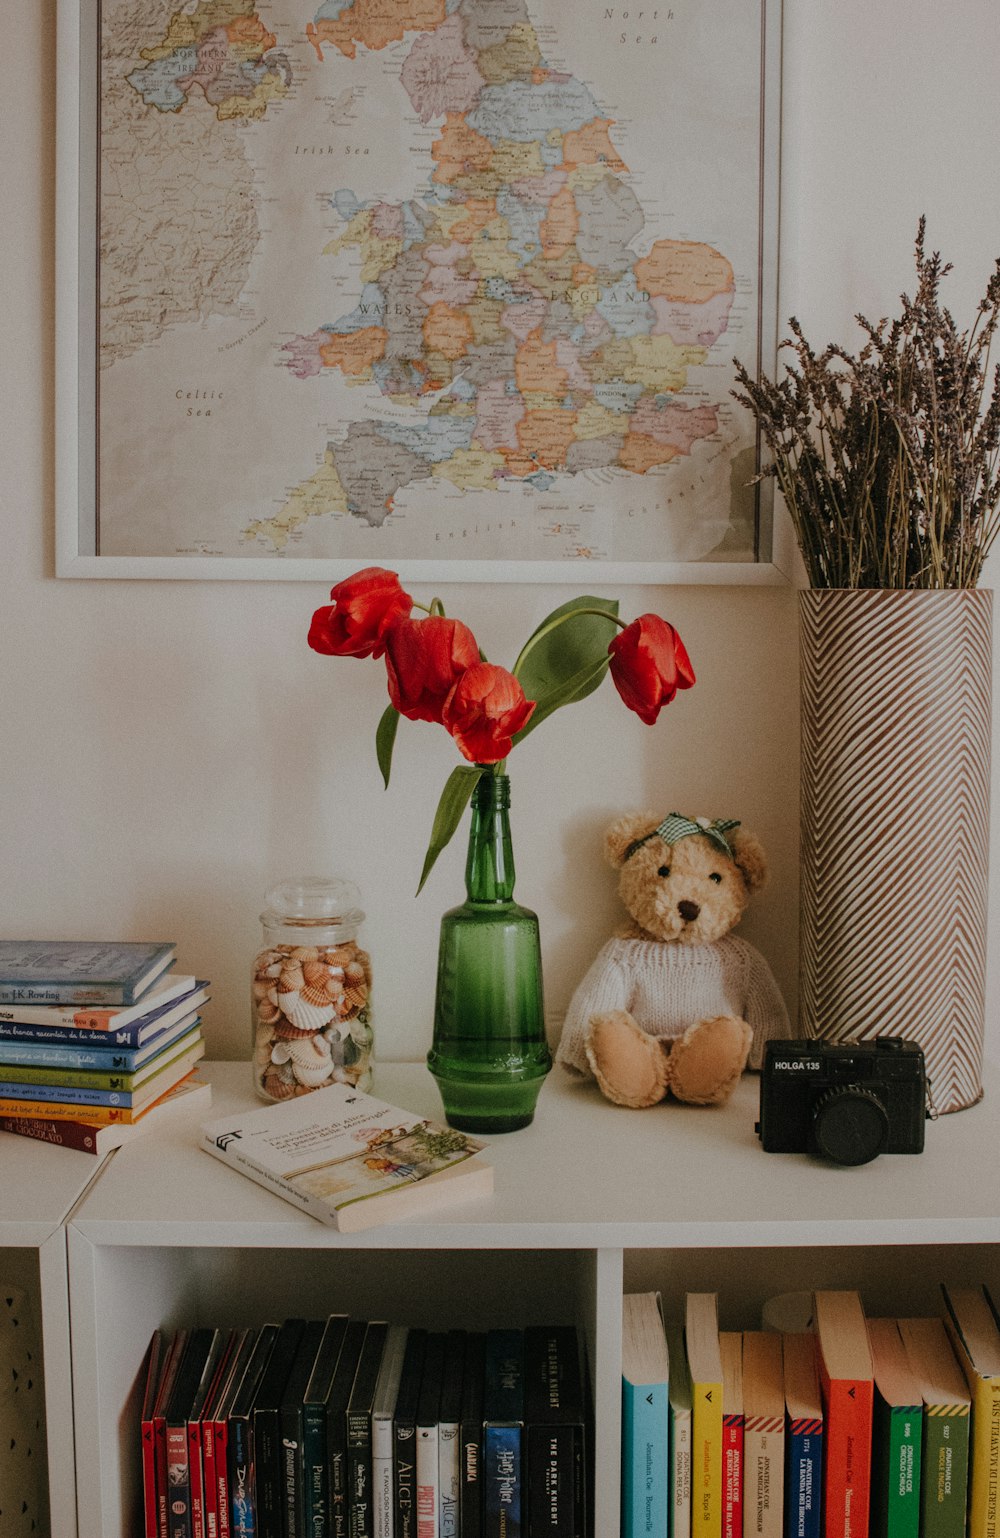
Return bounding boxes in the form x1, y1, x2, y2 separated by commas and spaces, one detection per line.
375, 704, 400, 789
513, 595, 619, 716
416, 765, 487, 895
513, 653, 612, 744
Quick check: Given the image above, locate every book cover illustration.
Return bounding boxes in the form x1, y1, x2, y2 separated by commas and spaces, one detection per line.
202, 1083, 488, 1228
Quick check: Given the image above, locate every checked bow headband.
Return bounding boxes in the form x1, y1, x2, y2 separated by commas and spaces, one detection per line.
623, 812, 741, 863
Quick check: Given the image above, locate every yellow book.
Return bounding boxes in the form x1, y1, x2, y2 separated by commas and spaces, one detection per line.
687, 1292, 724, 1538
941, 1285, 1000, 1538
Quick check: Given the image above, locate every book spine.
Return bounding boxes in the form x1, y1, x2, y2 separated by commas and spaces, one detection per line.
0, 1077, 147, 1105
670, 1405, 692, 1538
823, 1379, 873, 1538
0, 982, 129, 1004
229, 1417, 256, 1538
460, 1423, 482, 1538
0, 1060, 147, 1090
0, 1095, 140, 1124
253, 1407, 284, 1538
744, 1416, 784, 1538
372, 1418, 395, 1538
188, 1420, 207, 1538
439, 1419, 461, 1538
0, 1040, 143, 1068
0, 1112, 102, 1152
483, 1424, 521, 1538
417, 1420, 440, 1538
786, 1419, 823, 1538
692, 1377, 723, 1538
142, 1412, 158, 1538
166, 1421, 193, 1538
302, 1403, 329, 1538
329, 1396, 351, 1538
202, 1419, 219, 1538
526, 1423, 583, 1538
724, 1413, 744, 1538
0, 1018, 151, 1046
622, 1377, 669, 1538
395, 1415, 418, 1538
873, 1402, 921, 1538
920, 1405, 969, 1538
214, 1419, 232, 1538
348, 1410, 375, 1538
0, 1002, 119, 1028
966, 1377, 1000, 1538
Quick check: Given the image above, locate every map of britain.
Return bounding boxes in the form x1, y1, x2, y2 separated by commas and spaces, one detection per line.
96, 0, 767, 566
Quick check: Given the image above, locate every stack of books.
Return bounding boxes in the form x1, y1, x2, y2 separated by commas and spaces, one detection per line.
621, 1283, 999, 1538
0, 940, 211, 1153
139, 1317, 590, 1538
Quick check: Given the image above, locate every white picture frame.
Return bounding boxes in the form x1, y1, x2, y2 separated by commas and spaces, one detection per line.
56, 0, 786, 583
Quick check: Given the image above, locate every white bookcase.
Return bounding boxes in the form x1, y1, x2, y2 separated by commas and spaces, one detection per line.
0, 1131, 106, 1536
7, 1058, 998, 1537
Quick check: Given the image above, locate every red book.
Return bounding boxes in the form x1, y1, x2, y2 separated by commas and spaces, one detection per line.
140, 1331, 164, 1538
814, 1291, 874, 1538
721, 1332, 745, 1538
186, 1332, 231, 1538
153, 1330, 189, 1538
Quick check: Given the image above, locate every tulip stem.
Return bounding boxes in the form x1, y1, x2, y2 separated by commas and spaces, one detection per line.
511, 607, 627, 680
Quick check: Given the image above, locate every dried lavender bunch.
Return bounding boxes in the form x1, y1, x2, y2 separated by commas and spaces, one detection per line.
733, 218, 1000, 588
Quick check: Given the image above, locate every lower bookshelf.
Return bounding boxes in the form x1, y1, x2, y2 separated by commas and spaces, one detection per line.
60, 1059, 1000, 1537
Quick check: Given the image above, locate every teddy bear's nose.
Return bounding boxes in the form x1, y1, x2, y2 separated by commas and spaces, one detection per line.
678, 899, 700, 922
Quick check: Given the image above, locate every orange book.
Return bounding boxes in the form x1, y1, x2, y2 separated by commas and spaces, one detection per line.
814, 1291, 874, 1538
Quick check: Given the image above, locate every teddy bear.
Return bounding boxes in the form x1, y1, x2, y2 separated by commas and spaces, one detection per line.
555, 811, 790, 1107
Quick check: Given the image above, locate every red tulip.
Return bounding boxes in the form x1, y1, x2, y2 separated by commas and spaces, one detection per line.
442, 663, 537, 763
308, 566, 413, 659
384, 616, 481, 723
608, 614, 695, 725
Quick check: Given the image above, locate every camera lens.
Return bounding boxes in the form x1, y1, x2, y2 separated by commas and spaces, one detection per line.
811, 1086, 889, 1165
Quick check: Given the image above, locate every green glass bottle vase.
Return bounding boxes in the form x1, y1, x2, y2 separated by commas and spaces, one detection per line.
427, 770, 551, 1133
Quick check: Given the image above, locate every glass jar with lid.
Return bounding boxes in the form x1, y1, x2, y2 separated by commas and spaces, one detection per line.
251, 876, 374, 1102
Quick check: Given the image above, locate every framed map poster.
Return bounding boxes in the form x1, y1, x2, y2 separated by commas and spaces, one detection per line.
56, 0, 783, 581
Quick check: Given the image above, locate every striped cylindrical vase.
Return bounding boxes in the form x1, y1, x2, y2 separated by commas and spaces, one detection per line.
799, 588, 993, 1113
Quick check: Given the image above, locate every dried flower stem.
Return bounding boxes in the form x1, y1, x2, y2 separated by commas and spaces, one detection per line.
733, 219, 1000, 588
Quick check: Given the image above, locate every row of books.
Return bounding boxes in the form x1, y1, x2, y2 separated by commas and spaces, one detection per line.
141, 1316, 590, 1538
622, 1285, 1000, 1538
0, 939, 211, 1152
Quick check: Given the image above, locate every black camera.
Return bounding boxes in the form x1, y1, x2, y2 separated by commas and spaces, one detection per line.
756, 1037, 928, 1165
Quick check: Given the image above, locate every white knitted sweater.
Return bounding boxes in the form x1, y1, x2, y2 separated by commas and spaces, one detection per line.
555, 933, 790, 1077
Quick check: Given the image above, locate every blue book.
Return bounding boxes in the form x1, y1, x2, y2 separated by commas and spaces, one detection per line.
0, 1037, 203, 1106
483, 1329, 524, 1538
0, 984, 208, 1049
783, 1333, 824, 1538
0, 940, 175, 1004
622, 1293, 670, 1538
0, 1015, 201, 1072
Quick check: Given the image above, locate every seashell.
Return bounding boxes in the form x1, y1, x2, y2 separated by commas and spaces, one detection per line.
291, 1049, 336, 1087
264, 961, 284, 979
291, 946, 320, 963
278, 963, 306, 994
263, 1067, 296, 1100
252, 979, 271, 1001
345, 960, 366, 986
324, 976, 346, 1001
286, 1034, 333, 1068
322, 945, 357, 968
300, 983, 332, 1008
253, 949, 284, 973
343, 982, 368, 1010
301, 960, 329, 988
271, 1016, 321, 1041
280, 990, 335, 1033
256, 999, 281, 1026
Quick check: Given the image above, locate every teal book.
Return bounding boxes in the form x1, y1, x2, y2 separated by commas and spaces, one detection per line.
869, 1318, 923, 1538
622, 1292, 670, 1538
0, 940, 175, 1004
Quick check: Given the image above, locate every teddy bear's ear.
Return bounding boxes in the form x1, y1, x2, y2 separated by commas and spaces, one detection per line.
603, 814, 659, 868
729, 827, 768, 893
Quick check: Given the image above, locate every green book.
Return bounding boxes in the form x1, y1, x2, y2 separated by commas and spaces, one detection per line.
898, 1318, 971, 1538
869, 1319, 923, 1538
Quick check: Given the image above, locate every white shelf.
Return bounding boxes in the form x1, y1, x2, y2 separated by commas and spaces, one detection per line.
19, 1057, 996, 1537
71, 1059, 1000, 1249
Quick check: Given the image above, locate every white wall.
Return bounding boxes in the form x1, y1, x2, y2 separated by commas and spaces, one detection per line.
2, 0, 998, 1070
